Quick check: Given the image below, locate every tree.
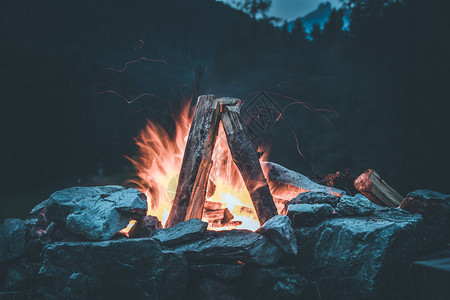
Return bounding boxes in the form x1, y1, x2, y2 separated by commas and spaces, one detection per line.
291, 18, 306, 40
310, 23, 322, 41
241, 0, 272, 21
323, 9, 344, 38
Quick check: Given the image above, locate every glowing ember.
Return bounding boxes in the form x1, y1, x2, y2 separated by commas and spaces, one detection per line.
128, 101, 268, 230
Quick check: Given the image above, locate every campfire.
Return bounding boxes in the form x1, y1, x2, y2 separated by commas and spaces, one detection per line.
129, 95, 278, 231
1, 94, 448, 299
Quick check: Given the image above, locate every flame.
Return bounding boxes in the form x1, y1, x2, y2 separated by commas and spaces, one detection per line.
128, 100, 267, 231
119, 220, 137, 237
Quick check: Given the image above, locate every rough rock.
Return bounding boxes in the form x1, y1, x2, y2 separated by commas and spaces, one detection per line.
261, 162, 345, 201
172, 230, 283, 266
3, 259, 41, 292
151, 218, 207, 246
288, 191, 340, 207
45, 222, 86, 242
410, 257, 450, 300
189, 264, 244, 282
245, 266, 309, 300
400, 189, 450, 251
188, 265, 309, 300
294, 208, 423, 299
0, 219, 27, 263
287, 203, 334, 227
128, 215, 162, 238
38, 238, 187, 299
256, 215, 298, 255
33, 186, 147, 240
336, 194, 376, 216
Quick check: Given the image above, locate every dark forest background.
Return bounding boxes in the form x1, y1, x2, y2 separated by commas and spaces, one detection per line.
1, 0, 449, 219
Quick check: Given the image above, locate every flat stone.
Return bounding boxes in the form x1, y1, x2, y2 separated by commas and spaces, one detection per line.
172, 229, 283, 266
38, 238, 187, 299
294, 208, 423, 299
261, 162, 345, 201
289, 191, 340, 207
400, 189, 450, 251
256, 215, 298, 255
336, 194, 376, 216
287, 203, 334, 227
34, 186, 147, 241
410, 257, 450, 299
151, 218, 207, 246
0, 219, 27, 263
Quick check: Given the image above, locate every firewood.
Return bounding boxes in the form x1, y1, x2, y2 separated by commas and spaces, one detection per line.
220, 100, 278, 225
204, 200, 224, 211
166, 95, 221, 227
203, 208, 234, 225
354, 169, 403, 207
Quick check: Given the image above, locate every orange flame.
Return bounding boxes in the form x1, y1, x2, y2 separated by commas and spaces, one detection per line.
128, 100, 268, 231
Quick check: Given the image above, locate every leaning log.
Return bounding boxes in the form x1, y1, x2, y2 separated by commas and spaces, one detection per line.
354, 169, 403, 207
166, 95, 221, 227
220, 100, 278, 225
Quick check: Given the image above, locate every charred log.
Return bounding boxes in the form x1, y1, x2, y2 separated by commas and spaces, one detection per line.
166, 95, 221, 227
220, 100, 278, 225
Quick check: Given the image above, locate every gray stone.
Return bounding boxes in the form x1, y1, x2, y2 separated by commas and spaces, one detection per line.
400, 189, 450, 251
189, 264, 244, 282
0, 219, 27, 263
289, 191, 340, 207
294, 208, 423, 299
245, 266, 308, 300
336, 194, 376, 216
256, 215, 298, 255
172, 230, 283, 266
36, 186, 147, 240
287, 203, 334, 227
261, 162, 345, 201
195, 277, 240, 300
38, 238, 187, 300
4, 259, 41, 291
151, 218, 207, 246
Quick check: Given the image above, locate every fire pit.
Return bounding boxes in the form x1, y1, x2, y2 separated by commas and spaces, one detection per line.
1, 95, 449, 299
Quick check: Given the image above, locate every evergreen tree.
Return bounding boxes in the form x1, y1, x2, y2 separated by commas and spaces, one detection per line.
241, 0, 272, 21
323, 9, 344, 38
291, 18, 306, 40
310, 23, 322, 41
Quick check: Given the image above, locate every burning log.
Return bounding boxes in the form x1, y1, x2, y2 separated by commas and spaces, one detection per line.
221, 100, 278, 225
354, 169, 403, 207
203, 208, 234, 226
166, 95, 221, 227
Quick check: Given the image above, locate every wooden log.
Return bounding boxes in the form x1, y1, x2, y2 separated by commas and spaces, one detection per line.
220, 100, 278, 225
204, 200, 224, 211
165, 95, 221, 227
203, 208, 234, 226
354, 169, 403, 207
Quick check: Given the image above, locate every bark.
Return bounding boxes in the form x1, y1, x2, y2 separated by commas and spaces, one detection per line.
220, 101, 278, 225
166, 95, 221, 227
354, 169, 403, 207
